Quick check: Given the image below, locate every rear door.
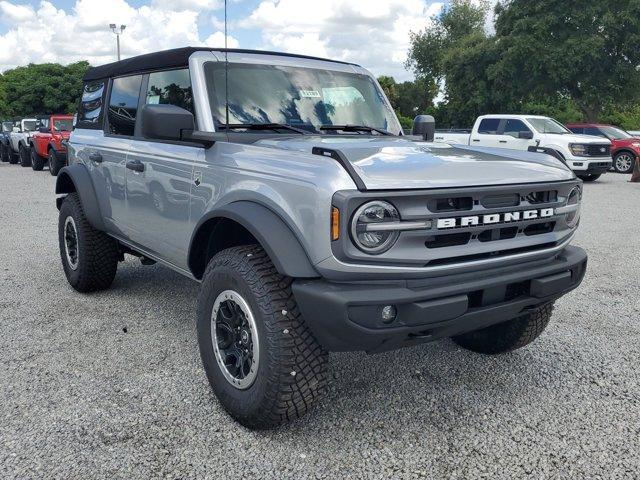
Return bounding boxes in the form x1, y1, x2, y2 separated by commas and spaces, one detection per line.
124, 68, 202, 269
471, 118, 502, 147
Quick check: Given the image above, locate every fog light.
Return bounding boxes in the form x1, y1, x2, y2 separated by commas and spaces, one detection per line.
381, 305, 397, 323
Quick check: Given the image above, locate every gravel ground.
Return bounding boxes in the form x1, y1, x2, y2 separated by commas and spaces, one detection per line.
0, 163, 638, 479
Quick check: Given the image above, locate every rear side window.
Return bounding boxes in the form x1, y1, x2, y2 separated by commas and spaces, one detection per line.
568, 126, 583, 134
77, 80, 106, 129
146, 69, 194, 114
503, 119, 530, 136
478, 118, 500, 134
108, 75, 143, 136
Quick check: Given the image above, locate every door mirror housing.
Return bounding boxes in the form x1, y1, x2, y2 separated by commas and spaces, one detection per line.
412, 115, 435, 142
518, 130, 534, 139
12, 126, 20, 133
141, 104, 195, 141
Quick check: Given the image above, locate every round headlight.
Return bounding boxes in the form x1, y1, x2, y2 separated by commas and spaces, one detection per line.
351, 201, 400, 254
565, 186, 581, 228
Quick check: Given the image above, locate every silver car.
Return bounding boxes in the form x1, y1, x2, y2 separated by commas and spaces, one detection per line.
55, 47, 587, 428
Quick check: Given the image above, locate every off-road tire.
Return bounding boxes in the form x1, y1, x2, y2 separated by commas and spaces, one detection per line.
19, 145, 31, 167
31, 147, 45, 171
0, 144, 9, 162
578, 174, 601, 182
452, 303, 554, 354
58, 193, 119, 292
49, 150, 64, 176
197, 245, 328, 429
9, 147, 19, 164
613, 151, 635, 174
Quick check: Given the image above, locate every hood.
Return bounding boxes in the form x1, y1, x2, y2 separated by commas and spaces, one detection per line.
611, 137, 640, 147
256, 136, 574, 190
543, 133, 611, 145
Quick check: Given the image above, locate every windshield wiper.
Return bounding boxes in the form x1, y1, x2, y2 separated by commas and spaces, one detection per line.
319, 124, 393, 136
219, 123, 309, 134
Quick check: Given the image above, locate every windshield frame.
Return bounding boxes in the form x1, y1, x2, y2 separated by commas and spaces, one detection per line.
22, 120, 37, 132
202, 60, 402, 136
52, 118, 74, 132
526, 117, 571, 134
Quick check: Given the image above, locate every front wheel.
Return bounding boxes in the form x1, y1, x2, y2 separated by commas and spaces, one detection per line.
58, 193, 119, 292
49, 150, 64, 176
613, 152, 635, 174
578, 173, 601, 182
31, 148, 45, 171
197, 245, 328, 429
0, 144, 9, 162
452, 303, 554, 354
19, 145, 31, 167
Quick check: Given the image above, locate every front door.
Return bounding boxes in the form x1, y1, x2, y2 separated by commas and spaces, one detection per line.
124, 69, 202, 270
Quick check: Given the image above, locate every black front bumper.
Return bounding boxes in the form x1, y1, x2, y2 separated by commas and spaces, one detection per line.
292, 246, 587, 353
583, 162, 612, 174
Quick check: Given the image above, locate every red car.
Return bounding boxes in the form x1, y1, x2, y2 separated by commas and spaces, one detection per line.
30, 114, 73, 175
566, 123, 640, 174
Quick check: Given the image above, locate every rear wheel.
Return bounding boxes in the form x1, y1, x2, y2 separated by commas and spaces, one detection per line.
19, 145, 31, 167
197, 245, 328, 429
613, 151, 635, 174
31, 147, 45, 171
452, 303, 554, 354
58, 193, 119, 292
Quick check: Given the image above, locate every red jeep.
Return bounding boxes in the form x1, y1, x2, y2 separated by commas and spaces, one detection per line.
30, 115, 73, 175
566, 123, 640, 174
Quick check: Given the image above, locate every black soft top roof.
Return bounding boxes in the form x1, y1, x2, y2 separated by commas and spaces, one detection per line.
83, 47, 358, 81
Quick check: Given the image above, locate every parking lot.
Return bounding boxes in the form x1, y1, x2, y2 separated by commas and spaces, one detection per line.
0, 162, 638, 479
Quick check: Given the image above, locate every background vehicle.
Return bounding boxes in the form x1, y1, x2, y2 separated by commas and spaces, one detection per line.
56, 47, 586, 429
566, 123, 640, 174
30, 114, 73, 175
434, 114, 612, 181
9, 118, 38, 167
0, 120, 15, 163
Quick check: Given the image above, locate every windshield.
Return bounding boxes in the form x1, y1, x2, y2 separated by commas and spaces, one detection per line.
204, 62, 401, 135
526, 117, 570, 134
53, 119, 73, 131
2, 122, 13, 132
599, 125, 631, 140
23, 120, 37, 132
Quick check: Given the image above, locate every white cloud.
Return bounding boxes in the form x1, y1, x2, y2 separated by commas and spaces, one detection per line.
204, 31, 239, 48
0, 0, 34, 22
241, 0, 444, 80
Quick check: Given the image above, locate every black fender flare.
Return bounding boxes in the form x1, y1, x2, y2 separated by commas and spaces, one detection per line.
55, 164, 106, 231
189, 201, 319, 279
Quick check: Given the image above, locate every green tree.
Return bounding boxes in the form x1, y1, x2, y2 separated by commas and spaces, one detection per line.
0, 61, 90, 118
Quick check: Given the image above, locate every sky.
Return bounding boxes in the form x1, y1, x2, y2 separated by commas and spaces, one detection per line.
0, 0, 450, 81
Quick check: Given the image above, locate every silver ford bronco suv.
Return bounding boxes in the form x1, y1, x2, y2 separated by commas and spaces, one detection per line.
56, 47, 587, 429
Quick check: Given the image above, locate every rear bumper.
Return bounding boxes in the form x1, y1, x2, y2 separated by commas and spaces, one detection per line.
292, 246, 587, 353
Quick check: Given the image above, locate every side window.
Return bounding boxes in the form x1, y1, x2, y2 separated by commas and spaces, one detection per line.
503, 119, 530, 137
585, 127, 605, 137
108, 75, 143, 136
477, 118, 500, 134
145, 69, 194, 114
77, 80, 106, 129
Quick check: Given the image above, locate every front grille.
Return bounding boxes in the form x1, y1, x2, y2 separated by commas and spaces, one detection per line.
332, 181, 579, 269
586, 144, 610, 156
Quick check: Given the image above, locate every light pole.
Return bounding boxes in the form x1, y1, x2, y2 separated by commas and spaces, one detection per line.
109, 24, 126, 61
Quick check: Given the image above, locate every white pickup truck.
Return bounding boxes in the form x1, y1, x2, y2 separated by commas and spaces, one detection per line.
434, 114, 612, 181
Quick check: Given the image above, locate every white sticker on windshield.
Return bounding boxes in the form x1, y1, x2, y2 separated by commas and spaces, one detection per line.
147, 95, 160, 105
299, 90, 321, 98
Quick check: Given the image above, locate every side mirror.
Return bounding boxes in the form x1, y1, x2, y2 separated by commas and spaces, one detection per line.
518, 130, 534, 139
12, 126, 20, 133
141, 104, 194, 141
411, 115, 435, 142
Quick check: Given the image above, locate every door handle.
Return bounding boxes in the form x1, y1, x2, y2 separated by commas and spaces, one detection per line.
472, 139, 480, 142
126, 160, 145, 172
89, 152, 103, 163
499, 140, 508, 143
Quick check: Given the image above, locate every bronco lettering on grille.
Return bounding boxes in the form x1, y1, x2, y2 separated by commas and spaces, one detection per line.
437, 208, 554, 229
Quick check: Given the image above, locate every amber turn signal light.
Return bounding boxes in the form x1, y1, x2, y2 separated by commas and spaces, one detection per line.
331, 207, 340, 241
